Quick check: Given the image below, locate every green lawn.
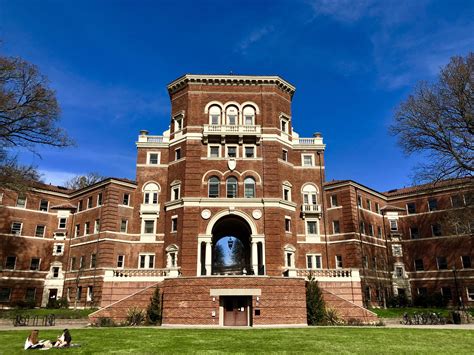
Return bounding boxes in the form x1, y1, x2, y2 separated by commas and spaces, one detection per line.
0, 308, 95, 320
1, 327, 473, 354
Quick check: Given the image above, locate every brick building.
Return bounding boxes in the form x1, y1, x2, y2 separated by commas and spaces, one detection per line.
0, 74, 472, 325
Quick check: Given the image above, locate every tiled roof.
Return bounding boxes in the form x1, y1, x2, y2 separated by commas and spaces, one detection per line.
383, 177, 473, 197
30, 181, 72, 194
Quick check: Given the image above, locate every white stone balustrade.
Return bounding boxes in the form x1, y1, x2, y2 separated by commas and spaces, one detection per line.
203, 124, 262, 135
103, 267, 180, 282
296, 268, 360, 282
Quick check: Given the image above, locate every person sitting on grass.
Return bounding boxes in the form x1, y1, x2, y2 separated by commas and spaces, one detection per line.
24, 330, 52, 350
53, 329, 72, 348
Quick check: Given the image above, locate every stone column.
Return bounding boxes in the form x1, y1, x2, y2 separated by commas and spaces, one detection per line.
252, 241, 258, 275
205, 241, 212, 276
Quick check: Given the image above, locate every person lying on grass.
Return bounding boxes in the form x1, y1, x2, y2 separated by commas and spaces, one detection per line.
24, 329, 53, 350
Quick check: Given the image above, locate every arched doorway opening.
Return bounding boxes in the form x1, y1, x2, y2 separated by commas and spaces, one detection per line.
211, 216, 251, 275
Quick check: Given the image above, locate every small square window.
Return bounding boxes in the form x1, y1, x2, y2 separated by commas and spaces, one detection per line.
171, 217, 178, 232
209, 146, 220, 158
120, 219, 128, 233
117, 255, 125, 268
175, 148, 181, 160
148, 153, 159, 165
35, 225, 45, 238
437, 256, 448, 270
389, 219, 398, 231
428, 198, 438, 211
333, 220, 340, 234
406, 202, 416, 214
285, 218, 291, 232
244, 146, 255, 158
302, 154, 314, 167
144, 220, 155, 234
11, 222, 22, 236
306, 221, 318, 235
39, 199, 49, 212
431, 224, 442, 237
5, 256, 16, 270
122, 193, 130, 206
330, 195, 338, 207
226, 146, 237, 158
30, 258, 40, 271
395, 266, 404, 277
58, 218, 67, 229
16, 196, 26, 208
414, 259, 424, 271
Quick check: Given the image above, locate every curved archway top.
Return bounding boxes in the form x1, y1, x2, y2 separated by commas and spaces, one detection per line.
205, 209, 258, 236
241, 101, 260, 114
223, 101, 241, 111
142, 181, 161, 192
284, 244, 296, 252
204, 101, 224, 114
202, 169, 262, 183
170, 179, 181, 186
301, 183, 319, 193
282, 180, 293, 187
166, 244, 179, 252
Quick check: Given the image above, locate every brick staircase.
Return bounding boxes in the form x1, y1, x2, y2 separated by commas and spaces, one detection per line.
321, 288, 378, 323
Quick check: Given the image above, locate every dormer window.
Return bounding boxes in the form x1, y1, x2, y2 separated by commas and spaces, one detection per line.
226, 106, 238, 125
209, 105, 221, 125
242, 106, 255, 125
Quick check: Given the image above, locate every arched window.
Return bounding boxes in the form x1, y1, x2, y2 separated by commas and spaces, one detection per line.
143, 182, 160, 204
208, 176, 220, 198
284, 244, 296, 268
225, 106, 238, 126
209, 105, 221, 125
244, 177, 256, 198
226, 177, 238, 198
166, 244, 179, 268
302, 184, 318, 206
242, 106, 255, 125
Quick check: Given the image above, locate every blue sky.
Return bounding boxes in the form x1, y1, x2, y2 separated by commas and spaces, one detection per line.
1, 0, 473, 191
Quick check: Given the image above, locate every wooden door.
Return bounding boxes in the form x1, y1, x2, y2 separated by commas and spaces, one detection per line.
223, 297, 248, 326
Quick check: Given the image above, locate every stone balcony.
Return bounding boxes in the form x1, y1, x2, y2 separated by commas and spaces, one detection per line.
104, 267, 180, 282
301, 203, 322, 218
295, 268, 361, 282
139, 203, 160, 215
202, 124, 261, 143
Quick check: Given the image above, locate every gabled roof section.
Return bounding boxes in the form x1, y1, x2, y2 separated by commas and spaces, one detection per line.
383, 177, 473, 197
167, 74, 296, 97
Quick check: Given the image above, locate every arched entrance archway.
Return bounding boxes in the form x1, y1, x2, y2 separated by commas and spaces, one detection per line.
211, 216, 251, 275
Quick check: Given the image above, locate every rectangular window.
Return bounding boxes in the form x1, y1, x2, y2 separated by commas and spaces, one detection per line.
35, 225, 45, 238
467, 287, 474, 301
417, 287, 427, 296
120, 219, 128, 233
366, 199, 371, 211
171, 217, 178, 232
244, 115, 253, 125
359, 221, 365, 234
389, 219, 398, 231
210, 114, 219, 125
76, 286, 82, 301
451, 194, 464, 208
372, 257, 377, 269
122, 193, 130, 206
363, 256, 368, 268
87, 196, 93, 209
244, 146, 255, 158
30, 258, 40, 271
406, 202, 416, 214
139, 254, 155, 269
428, 198, 438, 211
74, 224, 80, 237
375, 202, 381, 214
209, 145, 220, 158
307, 254, 322, 269
16, 196, 26, 208
281, 118, 289, 133
148, 152, 159, 165
461, 255, 472, 269
175, 148, 181, 160
368, 224, 374, 236
410, 226, 419, 239
283, 187, 291, 201
5, 256, 16, 270
94, 219, 100, 234
90, 254, 97, 268
414, 259, 424, 271
431, 223, 442, 237
172, 186, 180, 200
282, 149, 288, 161
11, 222, 22, 236
79, 256, 85, 269
144, 220, 155, 234
437, 256, 448, 270
97, 193, 103, 206
335, 255, 343, 269
306, 221, 318, 235
228, 114, 237, 125
441, 287, 452, 300
0, 288, 11, 302
395, 267, 404, 278
70, 257, 76, 270
58, 218, 67, 229
39, 199, 49, 212
84, 222, 90, 235
53, 244, 64, 256
357, 195, 362, 207
78, 200, 83, 211
302, 154, 314, 167
377, 226, 382, 238
87, 286, 94, 302
333, 220, 340, 234
52, 267, 60, 278
25, 288, 36, 302
392, 244, 402, 257
285, 217, 291, 233
117, 255, 124, 269
330, 195, 338, 207
226, 145, 237, 158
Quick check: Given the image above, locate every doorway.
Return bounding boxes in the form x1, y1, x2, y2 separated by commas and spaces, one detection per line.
48, 289, 58, 302
223, 296, 251, 326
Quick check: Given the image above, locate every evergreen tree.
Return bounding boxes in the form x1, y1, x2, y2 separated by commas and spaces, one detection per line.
306, 276, 326, 325
146, 286, 162, 325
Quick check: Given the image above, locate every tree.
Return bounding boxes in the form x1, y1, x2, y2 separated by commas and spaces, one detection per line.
390, 53, 473, 182
306, 276, 326, 325
146, 286, 162, 325
65, 172, 104, 190
0, 55, 73, 189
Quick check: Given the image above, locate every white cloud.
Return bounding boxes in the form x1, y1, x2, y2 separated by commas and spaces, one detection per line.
39, 169, 79, 186
308, 0, 374, 23
237, 25, 274, 53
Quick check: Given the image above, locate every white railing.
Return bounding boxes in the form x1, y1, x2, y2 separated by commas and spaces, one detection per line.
296, 268, 360, 281
203, 124, 261, 135
301, 204, 322, 214
294, 137, 323, 145
104, 267, 180, 281
137, 135, 169, 143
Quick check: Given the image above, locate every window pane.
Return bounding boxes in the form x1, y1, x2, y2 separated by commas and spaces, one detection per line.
244, 178, 255, 198
245, 147, 254, 158
227, 178, 237, 198
144, 220, 154, 234
39, 200, 48, 211
208, 177, 219, 198
35, 225, 45, 238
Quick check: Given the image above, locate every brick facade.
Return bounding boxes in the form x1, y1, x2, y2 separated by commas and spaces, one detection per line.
1, 74, 472, 325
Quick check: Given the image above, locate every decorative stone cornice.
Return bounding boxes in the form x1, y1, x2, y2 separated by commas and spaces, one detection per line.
167, 74, 296, 97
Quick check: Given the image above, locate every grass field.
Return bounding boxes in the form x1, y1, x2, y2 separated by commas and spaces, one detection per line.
1, 327, 473, 354
0, 308, 95, 319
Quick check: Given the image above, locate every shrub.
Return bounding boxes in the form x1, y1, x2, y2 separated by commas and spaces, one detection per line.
95, 317, 116, 327
126, 307, 145, 326
324, 308, 344, 326
46, 297, 69, 309
12, 300, 36, 309
387, 294, 410, 308
146, 286, 162, 325
306, 277, 326, 325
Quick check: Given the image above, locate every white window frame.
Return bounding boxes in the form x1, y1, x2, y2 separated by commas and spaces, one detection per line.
392, 244, 403, 257
243, 144, 256, 158
301, 154, 315, 167
97, 193, 103, 206
226, 177, 238, 198
208, 105, 222, 125
84, 221, 90, 235
225, 106, 238, 126
242, 105, 256, 125
117, 255, 125, 269
122, 193, 130, 206
174, 148, 182, 161
16, 196, 27, 208
74, 224, 80, 238
306, 254, 322, 269
11, 222, 23, 236
335, 255, 343, 269
389, 219, 398, 231
285, 216, 291, 233
366, 199, 371, 211
120, 219, 128, 233
332, 220, 340, 234
171, 184, 181, 201
282, 149, 288, 162
282, 183, 292, 202
90, 253, 97, 268
208, 176, 220, 198
173, 113, 184, 133
87, 286, 93, 302
375, 202, 381, 214
305, 219, 319, 237
436, 256, 448, 270
142, 219, 156, 235
35, 225, 45, 238
39, 199, 49, 212
208, 145, 221, 158
147, 151, 161, 165
467, 287, 474, 301
330, 195, 338, 207
171, 215, 178, 233
87, 196, 93, 209
53, 243, 64, 256
280, 115, 290, 134
94, 219, 100, 234
138, 253, 155, 269
58, 217, 67, 229
225, 144, 239, 158
244, 177, 256, 198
